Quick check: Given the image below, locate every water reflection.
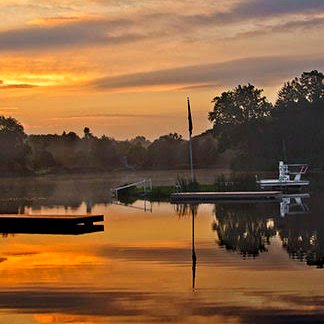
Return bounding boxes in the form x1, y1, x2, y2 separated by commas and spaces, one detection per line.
280, 193, 310, 217
277, 195, 324, 268
112, 199, 153, 212
191, 206, 197, 290
209, 194, 324, 268
0, 223, 104, 236
213, 203, 277, 258
0, 175, 324, 322
0, 177, 320, 269
0, 177, 112, 214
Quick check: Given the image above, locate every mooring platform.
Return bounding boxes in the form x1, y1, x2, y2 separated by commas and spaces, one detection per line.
170, 191, 282, 204
258, 179, 310, 189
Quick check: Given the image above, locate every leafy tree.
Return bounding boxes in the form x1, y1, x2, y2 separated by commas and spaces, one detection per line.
146, 133, 186, 169
209, 84, 272, 128
63, 131, 80, 143
192, 134, 218, 167
127, 143, 148, 168
0, 116, 30, 173
92, 136, 122, 170
130, 136, 151, 148
83, 127, 93, 139
33, 149, 57, 171
276, 70, 324, 109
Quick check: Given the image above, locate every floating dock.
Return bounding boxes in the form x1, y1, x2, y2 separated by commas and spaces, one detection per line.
170, 191, 282, 204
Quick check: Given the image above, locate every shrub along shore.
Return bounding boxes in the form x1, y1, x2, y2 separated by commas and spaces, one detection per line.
116, 174, 258, 203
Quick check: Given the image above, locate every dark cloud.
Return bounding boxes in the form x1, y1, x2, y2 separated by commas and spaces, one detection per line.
51, 113, 158, 120
0, 1, 323, 52
229, 0, 324, 20
186, 0, 324, 27
177, 84, 218, 91
0, 81, 36, 89
0, 18, 143, 51
234, 17, 324, 39
92, 54, 324, 90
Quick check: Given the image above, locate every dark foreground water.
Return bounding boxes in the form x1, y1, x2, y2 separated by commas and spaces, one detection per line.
0, 172, 323, 323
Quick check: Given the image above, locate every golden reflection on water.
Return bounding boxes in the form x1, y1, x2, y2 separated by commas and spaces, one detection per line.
0, 200, 324, 323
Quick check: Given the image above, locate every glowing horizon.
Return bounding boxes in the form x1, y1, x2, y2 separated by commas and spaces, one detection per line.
0, 0, 323, 139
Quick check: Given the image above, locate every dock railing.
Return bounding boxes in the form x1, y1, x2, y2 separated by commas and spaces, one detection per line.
279, 161, 308, 182
111, 179, 152, 201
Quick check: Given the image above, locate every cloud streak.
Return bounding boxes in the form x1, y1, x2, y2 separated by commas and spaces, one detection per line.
234, 16, 324, 39
226, 0, 324, 20
51, 113, 158, 120
0, 80, 36, 89
92, 54, 324, 91
0, 0, 323, 52
0, 18, 143, 51
180, 0, 324, 32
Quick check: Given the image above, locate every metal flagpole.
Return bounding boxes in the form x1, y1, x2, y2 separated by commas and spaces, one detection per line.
187, 97, 194, 182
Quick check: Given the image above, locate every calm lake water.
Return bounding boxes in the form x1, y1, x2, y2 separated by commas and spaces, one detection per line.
0, 171, 323, 323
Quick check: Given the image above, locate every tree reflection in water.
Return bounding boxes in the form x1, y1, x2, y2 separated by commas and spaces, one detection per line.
213, 203, 277, 258
279, 224, 324, 268
174, 203, 198, 218
213, 196, 324, 268
277, 196, 324, 268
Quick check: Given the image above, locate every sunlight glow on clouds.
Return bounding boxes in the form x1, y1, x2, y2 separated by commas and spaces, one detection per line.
0, 0, 323, 138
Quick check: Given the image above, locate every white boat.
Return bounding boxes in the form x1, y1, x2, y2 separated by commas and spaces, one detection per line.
257, 161, 310, 189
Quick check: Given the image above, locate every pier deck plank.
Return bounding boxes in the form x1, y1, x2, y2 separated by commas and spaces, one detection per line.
171, 191, 282, 203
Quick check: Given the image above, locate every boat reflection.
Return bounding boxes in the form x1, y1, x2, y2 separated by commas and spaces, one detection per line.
278, 195, 324, 268
280, 193, 309, 217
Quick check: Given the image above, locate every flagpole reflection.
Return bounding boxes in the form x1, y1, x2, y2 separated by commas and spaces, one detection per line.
191, 205, 197, 290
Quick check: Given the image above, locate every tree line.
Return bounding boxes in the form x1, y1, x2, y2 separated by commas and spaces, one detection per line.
0, 120, 218, 175
0, 69, 323, 175
209, 70, 324, 170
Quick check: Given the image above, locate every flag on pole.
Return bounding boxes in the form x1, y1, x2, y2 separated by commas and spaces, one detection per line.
187, 97, 193, 136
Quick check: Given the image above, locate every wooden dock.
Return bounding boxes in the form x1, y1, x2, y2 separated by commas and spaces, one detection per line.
170, 191, 283, 204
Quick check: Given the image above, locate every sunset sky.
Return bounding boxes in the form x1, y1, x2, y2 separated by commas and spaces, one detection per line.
0, 0, 323, 139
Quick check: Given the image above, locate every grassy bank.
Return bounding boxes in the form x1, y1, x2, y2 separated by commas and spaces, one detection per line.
116, 173, 258, 203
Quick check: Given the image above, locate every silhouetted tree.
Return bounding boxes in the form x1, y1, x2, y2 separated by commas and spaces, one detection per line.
146, 133, 186, 169
0, 116, 30, 174
276, 70, 324, 109
209, 84, 272, 128
83, 127, 93, 139
130, 136, 151, 148
127, 143, 148, 168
